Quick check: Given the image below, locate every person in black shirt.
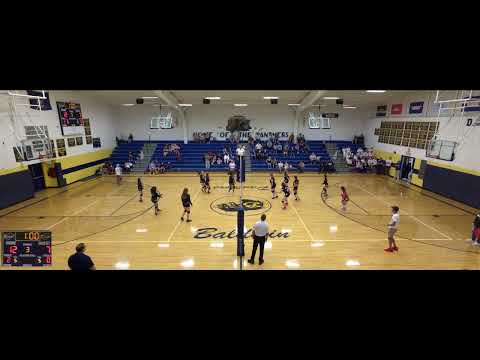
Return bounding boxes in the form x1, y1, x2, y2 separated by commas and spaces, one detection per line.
199, 171, 206, 192
151, 186, 162, 215
269, 173, 278, 199
283, 170, 290, 184
281, 180, 290, 210
228, 172, 235, 192
293, 176, 300, 201
205, 172, 211, 193
181, 188, 193, 222
471, 213, 480, 243
68, 243, 95, 271
137, 178, 144, 202
323, 173, 329, 187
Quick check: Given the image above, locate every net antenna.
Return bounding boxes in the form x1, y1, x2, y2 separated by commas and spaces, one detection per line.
427, 90, 475, 160
0, 90, 53, 162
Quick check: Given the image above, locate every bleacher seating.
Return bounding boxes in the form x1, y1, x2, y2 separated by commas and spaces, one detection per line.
108, 141, 143, 166
329, 140, 361, 154
251, 141, 331, 171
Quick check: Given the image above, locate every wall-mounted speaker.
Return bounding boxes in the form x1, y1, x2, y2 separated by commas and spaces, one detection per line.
136, 98, 144, 105
203, 99, 210, 104
271, 99, 278, 105
336, 99, 344, 105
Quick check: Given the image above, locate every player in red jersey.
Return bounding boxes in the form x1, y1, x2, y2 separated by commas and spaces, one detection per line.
340, 186, 349, 212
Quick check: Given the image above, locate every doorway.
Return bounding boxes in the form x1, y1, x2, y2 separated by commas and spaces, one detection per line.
400, 156, 415, 181
28, 163, 45, 192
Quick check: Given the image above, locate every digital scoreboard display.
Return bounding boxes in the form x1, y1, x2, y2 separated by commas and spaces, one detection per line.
2, 231, 52, 267
56, 102, 84, 136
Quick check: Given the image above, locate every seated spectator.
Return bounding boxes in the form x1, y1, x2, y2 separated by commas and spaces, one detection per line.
284, 161, 291, 171
163, 145, 169, 157
283, 143, 289, 156
149, 160, 157, 174
128, 133, 133, 143
278, 161, 284, 172
266, 139, 273, 150
216, 157, 223, 166
288, 133, 295, 144
229, 160, 236, 172
275, 143, 283, 154
224, 153, 230, 164
298, 160, 305, 173
255, 142, 263, 152
266, 156, 272, 168
309, 152, 317, 163
294, 143, 300, 155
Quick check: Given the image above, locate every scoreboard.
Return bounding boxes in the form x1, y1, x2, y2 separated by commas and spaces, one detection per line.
2, 231, 52, 267
57, 102, 84, 136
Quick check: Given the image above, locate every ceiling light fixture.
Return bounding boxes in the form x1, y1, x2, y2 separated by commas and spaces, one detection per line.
234, 104, 248, 107
343, 106, 357, 109
178, 104, 193, 107
205, 97, 221, 100
141, 96, 159, 99
323, 97, 340, 100
263, 96, 279, 100
121, 103, 135, 106
288, 103, 301, 106
366, 90, 386, 93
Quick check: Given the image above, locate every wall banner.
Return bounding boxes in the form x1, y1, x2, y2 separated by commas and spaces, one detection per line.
409, 101, 424, 114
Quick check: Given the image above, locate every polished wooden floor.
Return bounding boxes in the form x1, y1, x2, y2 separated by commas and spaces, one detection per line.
1, 172, 479, 270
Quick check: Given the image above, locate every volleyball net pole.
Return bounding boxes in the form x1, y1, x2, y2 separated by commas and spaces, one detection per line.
236, 146, 246, 270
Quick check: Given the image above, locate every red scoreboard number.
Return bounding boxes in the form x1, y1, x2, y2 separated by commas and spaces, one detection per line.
2, 231, 52, 267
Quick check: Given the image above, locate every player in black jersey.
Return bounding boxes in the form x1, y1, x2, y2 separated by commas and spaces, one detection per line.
228, 172, 235, 192
150, 186, 162, 215
180, 188, 193, 222
323, 173, 329, 187
199, 171, 206, 192
293, 176, 300, 201
321, 184, 328, 198
204, 172, 211, 193
281, 180, 290, 209
269, 173, 278, 199
137, 178, 144, 202
283, 170, 290, 184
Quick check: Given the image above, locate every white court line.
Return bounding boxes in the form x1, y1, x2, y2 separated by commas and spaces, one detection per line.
350, 183, 453, 240
76, 238, 460, 244
165, 187, 202, 243
46, 200, 100, 230
290, 202, 315, 241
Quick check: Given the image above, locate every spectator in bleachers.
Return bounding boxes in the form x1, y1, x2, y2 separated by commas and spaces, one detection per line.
288, 133, 294, 144
283, 143, 289, 156
124, 161, 133, 173
216, 157, 222, 166
284, 161, 291, 171
298, 160, 305, 173
266, 138, 273, 150
309, 152, 317, 164
278, 160, 284, 172
139, 150, 144, 161
115, 136, 119, 146
266, 156, 272, 168
275, 143, 282, 154
224, 152, 230, 164
149, 160, 157, 175
255, 142, 263, 152
204, 153, 211, 169
128, 133, 133, 143
163, 145, 169, 158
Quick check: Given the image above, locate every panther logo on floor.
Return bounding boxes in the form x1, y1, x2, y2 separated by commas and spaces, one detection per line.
216, 199, 264, 212
211, 196, 271, 216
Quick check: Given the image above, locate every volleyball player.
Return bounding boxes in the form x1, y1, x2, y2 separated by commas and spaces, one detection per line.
283, 170, 290, 184
181, 188, 193, 222
199, 171, 206, 192
340, 186, 349, 212
205, 172, 211, 194
150, 186, 162, 215
281, 180, 290, 209
321, 184, 328, 198
137, 178, 144, 202
323, 174, 329, 187
385, 206, 400, 252
115, 164, 122, 185
269, 173, 278, 199
228, 171, 236, 192
293, 176, 300, 201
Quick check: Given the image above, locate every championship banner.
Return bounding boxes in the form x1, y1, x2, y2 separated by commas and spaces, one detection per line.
376, 105, 387, 117
391, 104, 403, 115
27, 90, 52, 111
409, 101, 424, 114
464, 96, 480, 112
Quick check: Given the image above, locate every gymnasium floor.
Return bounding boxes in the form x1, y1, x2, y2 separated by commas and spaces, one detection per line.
0, 172, 478, 270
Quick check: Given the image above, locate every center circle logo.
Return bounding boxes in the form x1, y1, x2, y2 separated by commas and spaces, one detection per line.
210, 195, 271, 216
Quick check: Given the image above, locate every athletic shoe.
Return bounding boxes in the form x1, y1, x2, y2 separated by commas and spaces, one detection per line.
186, 219, 192, 223
181, 217, 184, 221
259, 259, 264, 265
384, 247, 394, 252
247, 259, 254, 265
392, 246, 399, 251
473, 242, 480, 246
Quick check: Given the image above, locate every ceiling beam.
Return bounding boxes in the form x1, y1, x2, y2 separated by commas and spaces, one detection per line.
154, 91, 180, 110
298, 90, 326, 112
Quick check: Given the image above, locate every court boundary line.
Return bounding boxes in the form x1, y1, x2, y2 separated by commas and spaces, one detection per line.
290, 202, 315, 241
46, 200, 100, 230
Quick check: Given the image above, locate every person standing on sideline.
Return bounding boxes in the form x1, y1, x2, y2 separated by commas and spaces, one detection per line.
247, 214, 269, 265
385, 206, 400, 252
137, 178, 144, 202
181, 188, 193, 222
340, 186, 349, 212
68, 243, 96, 271
139, 150, 144, 161
471, 213, 480, 245
115, 164, 122, 185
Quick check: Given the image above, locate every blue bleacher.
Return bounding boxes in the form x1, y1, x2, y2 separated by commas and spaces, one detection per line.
251, 141, 331, 171
108, 141, 143, 166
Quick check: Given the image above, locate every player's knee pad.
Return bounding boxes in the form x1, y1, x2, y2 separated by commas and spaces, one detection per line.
187, 210, 191, 214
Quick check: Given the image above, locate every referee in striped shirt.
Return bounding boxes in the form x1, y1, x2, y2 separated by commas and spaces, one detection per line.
248, 214, 269, 265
